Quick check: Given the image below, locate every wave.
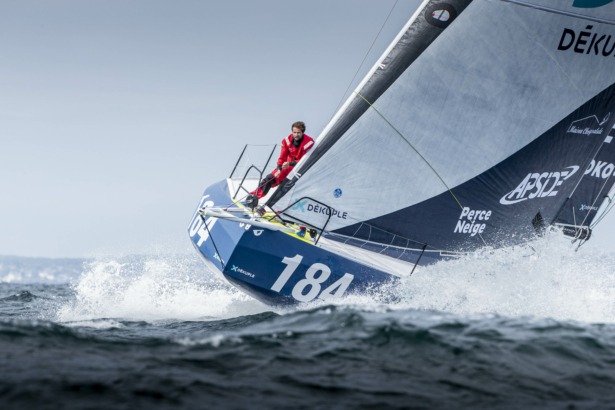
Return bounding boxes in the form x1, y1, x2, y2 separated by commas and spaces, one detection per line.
0, 290, 42, 302
3, 233, 615, 409
0, 255, 86, 284
49, 231, 615, 325
55, 253, 270, 323
5, 304, 615, 408
398, 232, 615, 323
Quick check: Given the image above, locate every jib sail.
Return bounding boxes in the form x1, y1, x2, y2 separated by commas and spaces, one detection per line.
269, 0, 615, 252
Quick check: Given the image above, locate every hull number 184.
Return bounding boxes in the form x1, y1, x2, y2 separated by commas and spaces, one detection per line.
271, 255, 354, 302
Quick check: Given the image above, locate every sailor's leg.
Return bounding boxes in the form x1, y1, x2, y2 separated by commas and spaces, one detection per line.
246, 173, 277, 209
275, 167, 292, 184
258, 173, 277, 198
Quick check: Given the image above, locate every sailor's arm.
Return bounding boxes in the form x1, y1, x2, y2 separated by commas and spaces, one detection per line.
281, 139, 313, 171
277, 140, 289, 167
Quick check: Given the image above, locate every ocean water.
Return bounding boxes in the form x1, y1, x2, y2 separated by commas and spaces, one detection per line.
2, 235, 615, 409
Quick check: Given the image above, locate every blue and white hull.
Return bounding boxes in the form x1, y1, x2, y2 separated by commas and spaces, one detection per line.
188, 179, 444, 306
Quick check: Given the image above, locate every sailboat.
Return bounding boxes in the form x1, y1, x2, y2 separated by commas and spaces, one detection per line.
188, 0, 615, 306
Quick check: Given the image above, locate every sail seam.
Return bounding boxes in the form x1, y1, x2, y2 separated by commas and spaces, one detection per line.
528, 30, 584, 99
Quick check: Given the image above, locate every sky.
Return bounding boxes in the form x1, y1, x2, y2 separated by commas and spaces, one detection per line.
1, 0, 614, 258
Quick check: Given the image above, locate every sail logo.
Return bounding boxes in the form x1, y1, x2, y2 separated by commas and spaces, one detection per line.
424, 3, 457, 28
292, 199, 308, 212
306, 203, 348, 220
580, 204, 599, 211
293, 198, 349, 219
585, 159, 615, 178
454, 207, 491, 237
567, 115, 606, 136
432, 10, 450, 22
573, 0, 614, 8
500, 166, 580, 205
557, 26, 615, 57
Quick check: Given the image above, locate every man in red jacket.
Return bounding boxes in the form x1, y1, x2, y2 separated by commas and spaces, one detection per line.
246, 121, 314, 209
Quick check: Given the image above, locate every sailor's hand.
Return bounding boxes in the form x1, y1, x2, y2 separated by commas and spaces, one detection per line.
273, 170, 280, 178
282, 162, 290, 170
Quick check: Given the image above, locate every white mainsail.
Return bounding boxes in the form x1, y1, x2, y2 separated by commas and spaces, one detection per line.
269, 0, 615, 251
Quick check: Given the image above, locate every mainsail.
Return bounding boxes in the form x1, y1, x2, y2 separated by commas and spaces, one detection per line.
269, 0, 615, 252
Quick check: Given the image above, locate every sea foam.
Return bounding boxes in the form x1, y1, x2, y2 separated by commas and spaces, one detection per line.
55, 232, 615, 324
55, 253, 269, 323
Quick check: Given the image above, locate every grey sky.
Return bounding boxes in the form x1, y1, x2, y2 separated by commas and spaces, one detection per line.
1, 0, 614, 258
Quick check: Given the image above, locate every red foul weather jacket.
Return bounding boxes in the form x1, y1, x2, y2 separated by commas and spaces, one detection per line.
273, 134, 314, 183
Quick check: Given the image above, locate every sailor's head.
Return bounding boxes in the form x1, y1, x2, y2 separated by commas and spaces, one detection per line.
291, 121, 305, 141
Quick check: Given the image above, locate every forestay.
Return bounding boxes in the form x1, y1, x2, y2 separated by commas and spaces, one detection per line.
269, 0, 615, 251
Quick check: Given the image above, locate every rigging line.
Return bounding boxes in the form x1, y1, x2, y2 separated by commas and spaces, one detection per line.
592, 198, 615, 227
199, 214, 227, 272
241, 144, 277, 147
578, 171, 615, 228
397, 239, 409, 260
354, 91, 463, 210
326, 0, 399, 126
332, 226, 430, 248
590, 184, 615, 227
591, 186, 615, 227
378, 234, 397, 254
410, 245, 427, 276
498, 0, 615, 26
354, 91, 488, 248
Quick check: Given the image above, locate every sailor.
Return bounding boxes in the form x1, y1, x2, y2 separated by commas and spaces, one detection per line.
246, 121, 314, 209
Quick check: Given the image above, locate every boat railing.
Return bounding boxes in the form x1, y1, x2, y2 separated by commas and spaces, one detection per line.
229, 144, 277, 200
270, 196, 333, 245
553, 222, 592, 241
